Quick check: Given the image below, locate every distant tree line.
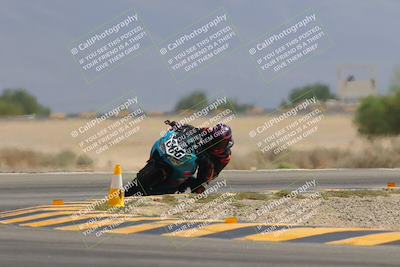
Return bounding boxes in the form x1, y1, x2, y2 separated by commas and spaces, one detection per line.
280, 83, 336, 107
0, 89, 50, 116
354, 68, 400, 137
174, 90, 254, 113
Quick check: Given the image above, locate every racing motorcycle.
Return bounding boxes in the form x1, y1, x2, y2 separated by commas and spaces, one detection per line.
124, 120, 201, 196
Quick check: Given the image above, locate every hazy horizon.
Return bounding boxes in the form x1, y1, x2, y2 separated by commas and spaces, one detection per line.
1, 0, 399, 113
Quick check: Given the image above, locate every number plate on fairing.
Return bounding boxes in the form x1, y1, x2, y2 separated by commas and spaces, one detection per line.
165, 135, 186, 160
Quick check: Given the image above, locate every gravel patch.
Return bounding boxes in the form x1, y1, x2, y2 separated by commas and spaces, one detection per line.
105, 190, 400, 231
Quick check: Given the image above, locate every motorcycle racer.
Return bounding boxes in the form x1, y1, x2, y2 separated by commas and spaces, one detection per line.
168, 121, 234, 194
124, 120, 233, 196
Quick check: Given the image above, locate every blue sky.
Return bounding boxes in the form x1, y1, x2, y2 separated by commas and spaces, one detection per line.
0, 0, 399, 112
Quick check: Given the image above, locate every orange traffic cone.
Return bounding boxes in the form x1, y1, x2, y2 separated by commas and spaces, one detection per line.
108, 164, 124, 208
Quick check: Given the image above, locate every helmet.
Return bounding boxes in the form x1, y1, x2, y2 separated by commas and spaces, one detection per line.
209, 124, 233, 151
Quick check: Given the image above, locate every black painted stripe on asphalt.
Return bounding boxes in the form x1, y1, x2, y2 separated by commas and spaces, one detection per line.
195, 225, 308, 239
141, 222, 208, 235
287, 230, 385, 243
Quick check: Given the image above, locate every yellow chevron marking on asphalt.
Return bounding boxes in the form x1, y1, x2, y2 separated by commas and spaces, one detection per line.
0, 206, 91, 219
0, 208, 67, 218
240, 227, 369, 242
66, 202, 95, 205
2, 203, 92, 210
20, 213, 112, 228
123, 217, 166, 223
0, 203, 92, 215
0, 211, 76, 224
328, 232, 400, 246
0, 207, 43, 215
0, 209, 44, 218
164, 223, 259, 238
108, 220, 178, 234
38, 207, 95, 214
55, 217, 163, 231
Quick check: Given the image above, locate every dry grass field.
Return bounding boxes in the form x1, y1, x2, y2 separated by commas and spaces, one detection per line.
0, 115, 374, 172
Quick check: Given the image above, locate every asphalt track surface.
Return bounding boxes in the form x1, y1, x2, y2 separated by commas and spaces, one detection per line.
1, 169, 399, 267
0, 224, 399, 267
1, 169, 399, 210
